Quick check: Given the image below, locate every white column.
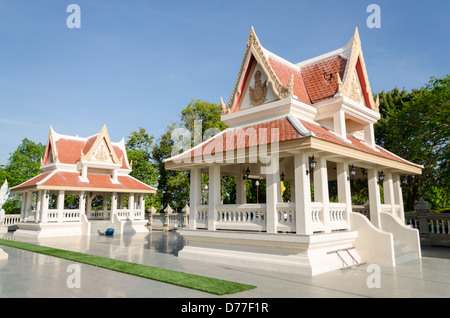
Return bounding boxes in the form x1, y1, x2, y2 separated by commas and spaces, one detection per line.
290, 180, 295, 202
111, 192, 117, 223
368, 168, 382, 228
314, 156, 331, 233
119, 194, 124, 209
79, 191, 86, 217
189, 167, 201, 229
86, 194, 92, 220
57, 190, 65, 223
336, 162, 352, 226
35, 190, 42, 223
208, 165, 221, 231
294, 153, 313, 235
266, 168, 280, 233
364, 123, 376, 149
102, 194, 108, 220
393, 174, 405, 222
41, 191, 49, 223
20, 192, 28, 221
236, 172, 247, 204
139, 194, 145, 220
129, 193, 135, 218
333, 110, 348, 141
383, 172, 395, 214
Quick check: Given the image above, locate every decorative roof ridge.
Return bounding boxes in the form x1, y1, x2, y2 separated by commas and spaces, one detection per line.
221, 26, 294, 114
263, 47, 301, 72
296, 28, 355, 70
286, 114, 314, 137
9, 171, 53, 191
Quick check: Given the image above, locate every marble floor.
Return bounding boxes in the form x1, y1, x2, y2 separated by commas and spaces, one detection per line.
0, 230, 449, 298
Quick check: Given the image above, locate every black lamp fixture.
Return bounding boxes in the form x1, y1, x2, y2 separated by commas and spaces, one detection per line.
280, 172, 285, 181
243, 167, 250, 180
401, 175, 408, 187
378, 171, 385, 184
360, 168, 367, 177
349, 164, 357, 180
306, 155, 317, 175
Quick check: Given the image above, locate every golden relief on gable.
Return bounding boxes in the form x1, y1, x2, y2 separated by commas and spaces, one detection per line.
249, 70, 267, 106
350, 72, 362, 104
94, 144, 109, 162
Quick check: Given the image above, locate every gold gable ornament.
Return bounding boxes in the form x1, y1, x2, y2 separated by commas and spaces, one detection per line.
94, 144, 109, 162
249, 70, 267, 106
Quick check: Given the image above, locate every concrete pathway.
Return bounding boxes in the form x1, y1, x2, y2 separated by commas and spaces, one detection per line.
0, 230, 449, 298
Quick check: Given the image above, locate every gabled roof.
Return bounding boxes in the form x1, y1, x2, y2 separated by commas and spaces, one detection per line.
221, 27, 377, 114
10, 171, 156, 193
42, 125, 130, 170
164, 115, 422, 174
12, 125, 156, 194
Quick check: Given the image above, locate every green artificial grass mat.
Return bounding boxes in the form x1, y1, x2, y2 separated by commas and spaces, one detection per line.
0, 238, 256, 295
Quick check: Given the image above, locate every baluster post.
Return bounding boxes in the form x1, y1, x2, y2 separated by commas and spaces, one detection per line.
415, 198, 431, 245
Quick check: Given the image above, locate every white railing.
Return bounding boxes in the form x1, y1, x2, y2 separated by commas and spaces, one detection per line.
329, 203, 348, 230
116, 209, 143, 220
189, 202, 349, 233
46, 209, 81, 222
277, 203, 295, 232
149, 209, 187, 230
216, 204, 266, 231
196, 205, 208, 229
1, 214, 21, 226
62, 209, 81, 222
311, 202, 324, 232
88, 209, 108, 220
429, 216, 450, 235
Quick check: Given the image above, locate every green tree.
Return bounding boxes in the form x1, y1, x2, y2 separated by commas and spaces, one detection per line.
126, 127, 158, 210
153, 99, 228, 212
152, 122, 189, 212
126, 127, 158, 187
0, 138, 45, 214
374, 75, 450, 210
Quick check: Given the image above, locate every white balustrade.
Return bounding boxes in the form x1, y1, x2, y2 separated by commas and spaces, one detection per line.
62, 209, 81, 222
116, 209, 143, 220
1, 214, 20, 226
328, 203, 348, 230
277, 203, 295, 232
310, 202, 324, 232
215, 204, 266, 231
196, 205, 208, 229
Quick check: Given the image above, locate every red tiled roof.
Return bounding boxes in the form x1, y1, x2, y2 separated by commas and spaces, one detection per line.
167, 116, 417, 168
172, 117, 303, 161
53, 138, 129, 169
268, 57, 311, 105
301, 55, 347, 103
11, 171, 156, 193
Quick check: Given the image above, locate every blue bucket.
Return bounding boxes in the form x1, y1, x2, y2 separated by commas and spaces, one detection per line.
105, 228, 114, 236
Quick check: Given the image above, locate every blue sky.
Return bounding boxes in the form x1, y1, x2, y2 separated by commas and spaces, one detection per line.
0, 0, 448, 164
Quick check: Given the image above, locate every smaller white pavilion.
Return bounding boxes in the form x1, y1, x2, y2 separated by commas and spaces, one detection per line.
10, 125, 156, 238
164, 27, 423, 275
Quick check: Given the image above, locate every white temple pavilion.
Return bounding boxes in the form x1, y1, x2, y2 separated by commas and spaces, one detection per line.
164, 27, 423, 275
10, 125, 156, 238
